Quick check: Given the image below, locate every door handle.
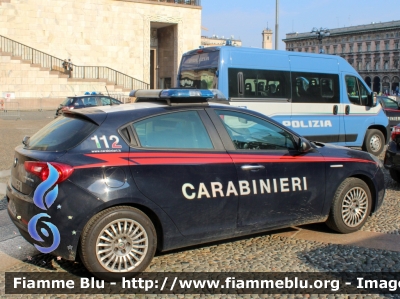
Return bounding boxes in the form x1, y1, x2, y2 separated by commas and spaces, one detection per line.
333, 105, 338, 115
241, 165, 265, 171
345, 105, 350, 115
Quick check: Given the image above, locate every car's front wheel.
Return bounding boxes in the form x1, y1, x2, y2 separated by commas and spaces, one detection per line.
79, 206, 156, 281
326, 178, 372, 234
362, 129, 385, 156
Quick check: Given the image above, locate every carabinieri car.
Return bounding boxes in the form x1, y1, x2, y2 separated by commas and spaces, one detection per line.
7, 89, 385, 280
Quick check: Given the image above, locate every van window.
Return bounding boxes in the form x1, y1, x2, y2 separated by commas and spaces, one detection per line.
228, 68, 289, 99
291, 72, 340, 104
346, 76, 369, 106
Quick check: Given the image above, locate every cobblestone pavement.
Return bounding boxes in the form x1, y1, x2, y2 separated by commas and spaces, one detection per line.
0, 112, 399, 299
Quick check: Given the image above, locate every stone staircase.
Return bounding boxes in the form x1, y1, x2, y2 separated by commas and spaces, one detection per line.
0, 49, 133, 110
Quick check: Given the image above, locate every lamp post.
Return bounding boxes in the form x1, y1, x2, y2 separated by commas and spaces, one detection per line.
311, 27, 330, 54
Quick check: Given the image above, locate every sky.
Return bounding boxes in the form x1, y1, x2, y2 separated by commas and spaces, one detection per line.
201, 0, 400, 50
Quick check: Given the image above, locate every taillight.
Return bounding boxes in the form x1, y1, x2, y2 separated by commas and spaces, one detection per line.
24, 162, 74, 183
61, 106, 74, 111
391, 126, 400, 141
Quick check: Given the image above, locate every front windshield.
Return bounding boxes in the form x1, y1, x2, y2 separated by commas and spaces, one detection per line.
178, 50, 219, 89
179, 68, 218, 89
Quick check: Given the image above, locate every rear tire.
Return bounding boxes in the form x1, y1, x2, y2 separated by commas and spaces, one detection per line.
326, 178, 372, 234
389, 169, 400, 183
362, 129, 384, 156
79, 206, 156, 281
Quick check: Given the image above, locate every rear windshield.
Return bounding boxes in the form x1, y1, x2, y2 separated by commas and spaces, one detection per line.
26, 115, 97, 151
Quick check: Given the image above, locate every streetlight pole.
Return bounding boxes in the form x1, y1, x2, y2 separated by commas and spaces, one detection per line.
275, 0, 279, 50
311, 27, 330, 53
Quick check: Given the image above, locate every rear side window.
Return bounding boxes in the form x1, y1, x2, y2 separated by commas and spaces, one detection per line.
26, 115, 97, 151
228, 68, 290, 99
132, 111, 213, 149
291, 72, 340, 104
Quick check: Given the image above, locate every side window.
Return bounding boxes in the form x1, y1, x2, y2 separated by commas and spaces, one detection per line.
358, 79, 369, 106
291, 72, 339, 104
215, 110, 296, 150
346, 76, 360, 105
346, 76, 369, 106
228, 68, 289, 99
132, 111, 213, 149
111, 99, 121, 105
101, 97, 114, 106
382, 98, 398, 109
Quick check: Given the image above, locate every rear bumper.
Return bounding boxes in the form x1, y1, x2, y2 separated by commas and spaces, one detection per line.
6, 179, 78, 261
384, 141, 400, 171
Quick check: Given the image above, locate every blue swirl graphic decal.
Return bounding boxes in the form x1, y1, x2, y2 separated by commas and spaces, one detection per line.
33, 164, 59, 210
28, 163, 61, 254
27, 213, 61, 253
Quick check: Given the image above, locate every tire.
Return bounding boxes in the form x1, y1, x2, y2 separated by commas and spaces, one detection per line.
389, 169, 400, 183
362, 129, 385, 156
79, 206, 157, 281
326, 178, 372, 234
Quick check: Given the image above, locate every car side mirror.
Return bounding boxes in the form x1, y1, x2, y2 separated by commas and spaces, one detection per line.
368, 91, 377, 107
298, 137, 312, 153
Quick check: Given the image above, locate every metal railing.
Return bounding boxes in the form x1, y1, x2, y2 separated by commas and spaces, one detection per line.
0, 102, 21, 120
145, 0, 201, 5
0, 35, 149, 90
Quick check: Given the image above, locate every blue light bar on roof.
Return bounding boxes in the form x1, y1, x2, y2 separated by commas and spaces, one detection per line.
160, 89, 214, 98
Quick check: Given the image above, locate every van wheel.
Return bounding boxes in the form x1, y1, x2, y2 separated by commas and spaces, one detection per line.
79, 206, 156, 281
362, 129, 384, 156
389, 169, 400, 183
326, 178, 371, 234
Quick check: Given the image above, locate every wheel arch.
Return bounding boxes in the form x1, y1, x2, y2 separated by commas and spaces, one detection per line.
103, 202, 164, 252
77, 201, 165, 256
350, 174, 377, 214
367, 125, 389, 144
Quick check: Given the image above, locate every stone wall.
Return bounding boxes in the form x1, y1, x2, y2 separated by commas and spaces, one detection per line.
0, 0, 201, 87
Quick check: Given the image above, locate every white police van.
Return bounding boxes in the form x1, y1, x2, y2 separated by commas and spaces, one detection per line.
178, 46, 390, 156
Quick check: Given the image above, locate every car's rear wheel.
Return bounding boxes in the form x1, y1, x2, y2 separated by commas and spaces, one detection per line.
362, 129, 384, 156
326, 178, 372, 234
389, 169, 400, 183
79, 206, 156, 281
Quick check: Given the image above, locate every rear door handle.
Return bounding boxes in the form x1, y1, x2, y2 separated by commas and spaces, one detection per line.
241, 165, 265, 171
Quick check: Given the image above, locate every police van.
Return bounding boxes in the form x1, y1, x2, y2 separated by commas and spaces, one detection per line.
178, 46, 390, 156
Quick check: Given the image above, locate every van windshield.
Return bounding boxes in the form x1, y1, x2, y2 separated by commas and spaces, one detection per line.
178, 51, 219, 89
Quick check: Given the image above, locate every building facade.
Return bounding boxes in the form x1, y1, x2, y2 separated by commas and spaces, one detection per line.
283, 21, 400, 94
262, 28, 273, 49
0, 0, 202, 96
201, 36, 242, 47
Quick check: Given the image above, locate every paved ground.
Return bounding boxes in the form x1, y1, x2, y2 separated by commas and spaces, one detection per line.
0, 111, 399, 298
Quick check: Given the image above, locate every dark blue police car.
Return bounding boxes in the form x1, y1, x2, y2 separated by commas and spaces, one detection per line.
7, 89, 385, 280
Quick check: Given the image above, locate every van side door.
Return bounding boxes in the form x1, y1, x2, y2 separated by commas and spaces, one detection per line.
342, 75, 375, 145
290, 71, 343, 143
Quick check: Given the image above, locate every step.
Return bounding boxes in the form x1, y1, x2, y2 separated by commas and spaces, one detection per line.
68, 78, 108, 82
10, 56, 22, 60
21, 59, 31, 64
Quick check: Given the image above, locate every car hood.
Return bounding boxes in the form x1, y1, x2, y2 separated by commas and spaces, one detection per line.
312, 142, 376, 164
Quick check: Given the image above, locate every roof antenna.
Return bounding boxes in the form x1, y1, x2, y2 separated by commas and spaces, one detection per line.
105, 86, 112, 105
